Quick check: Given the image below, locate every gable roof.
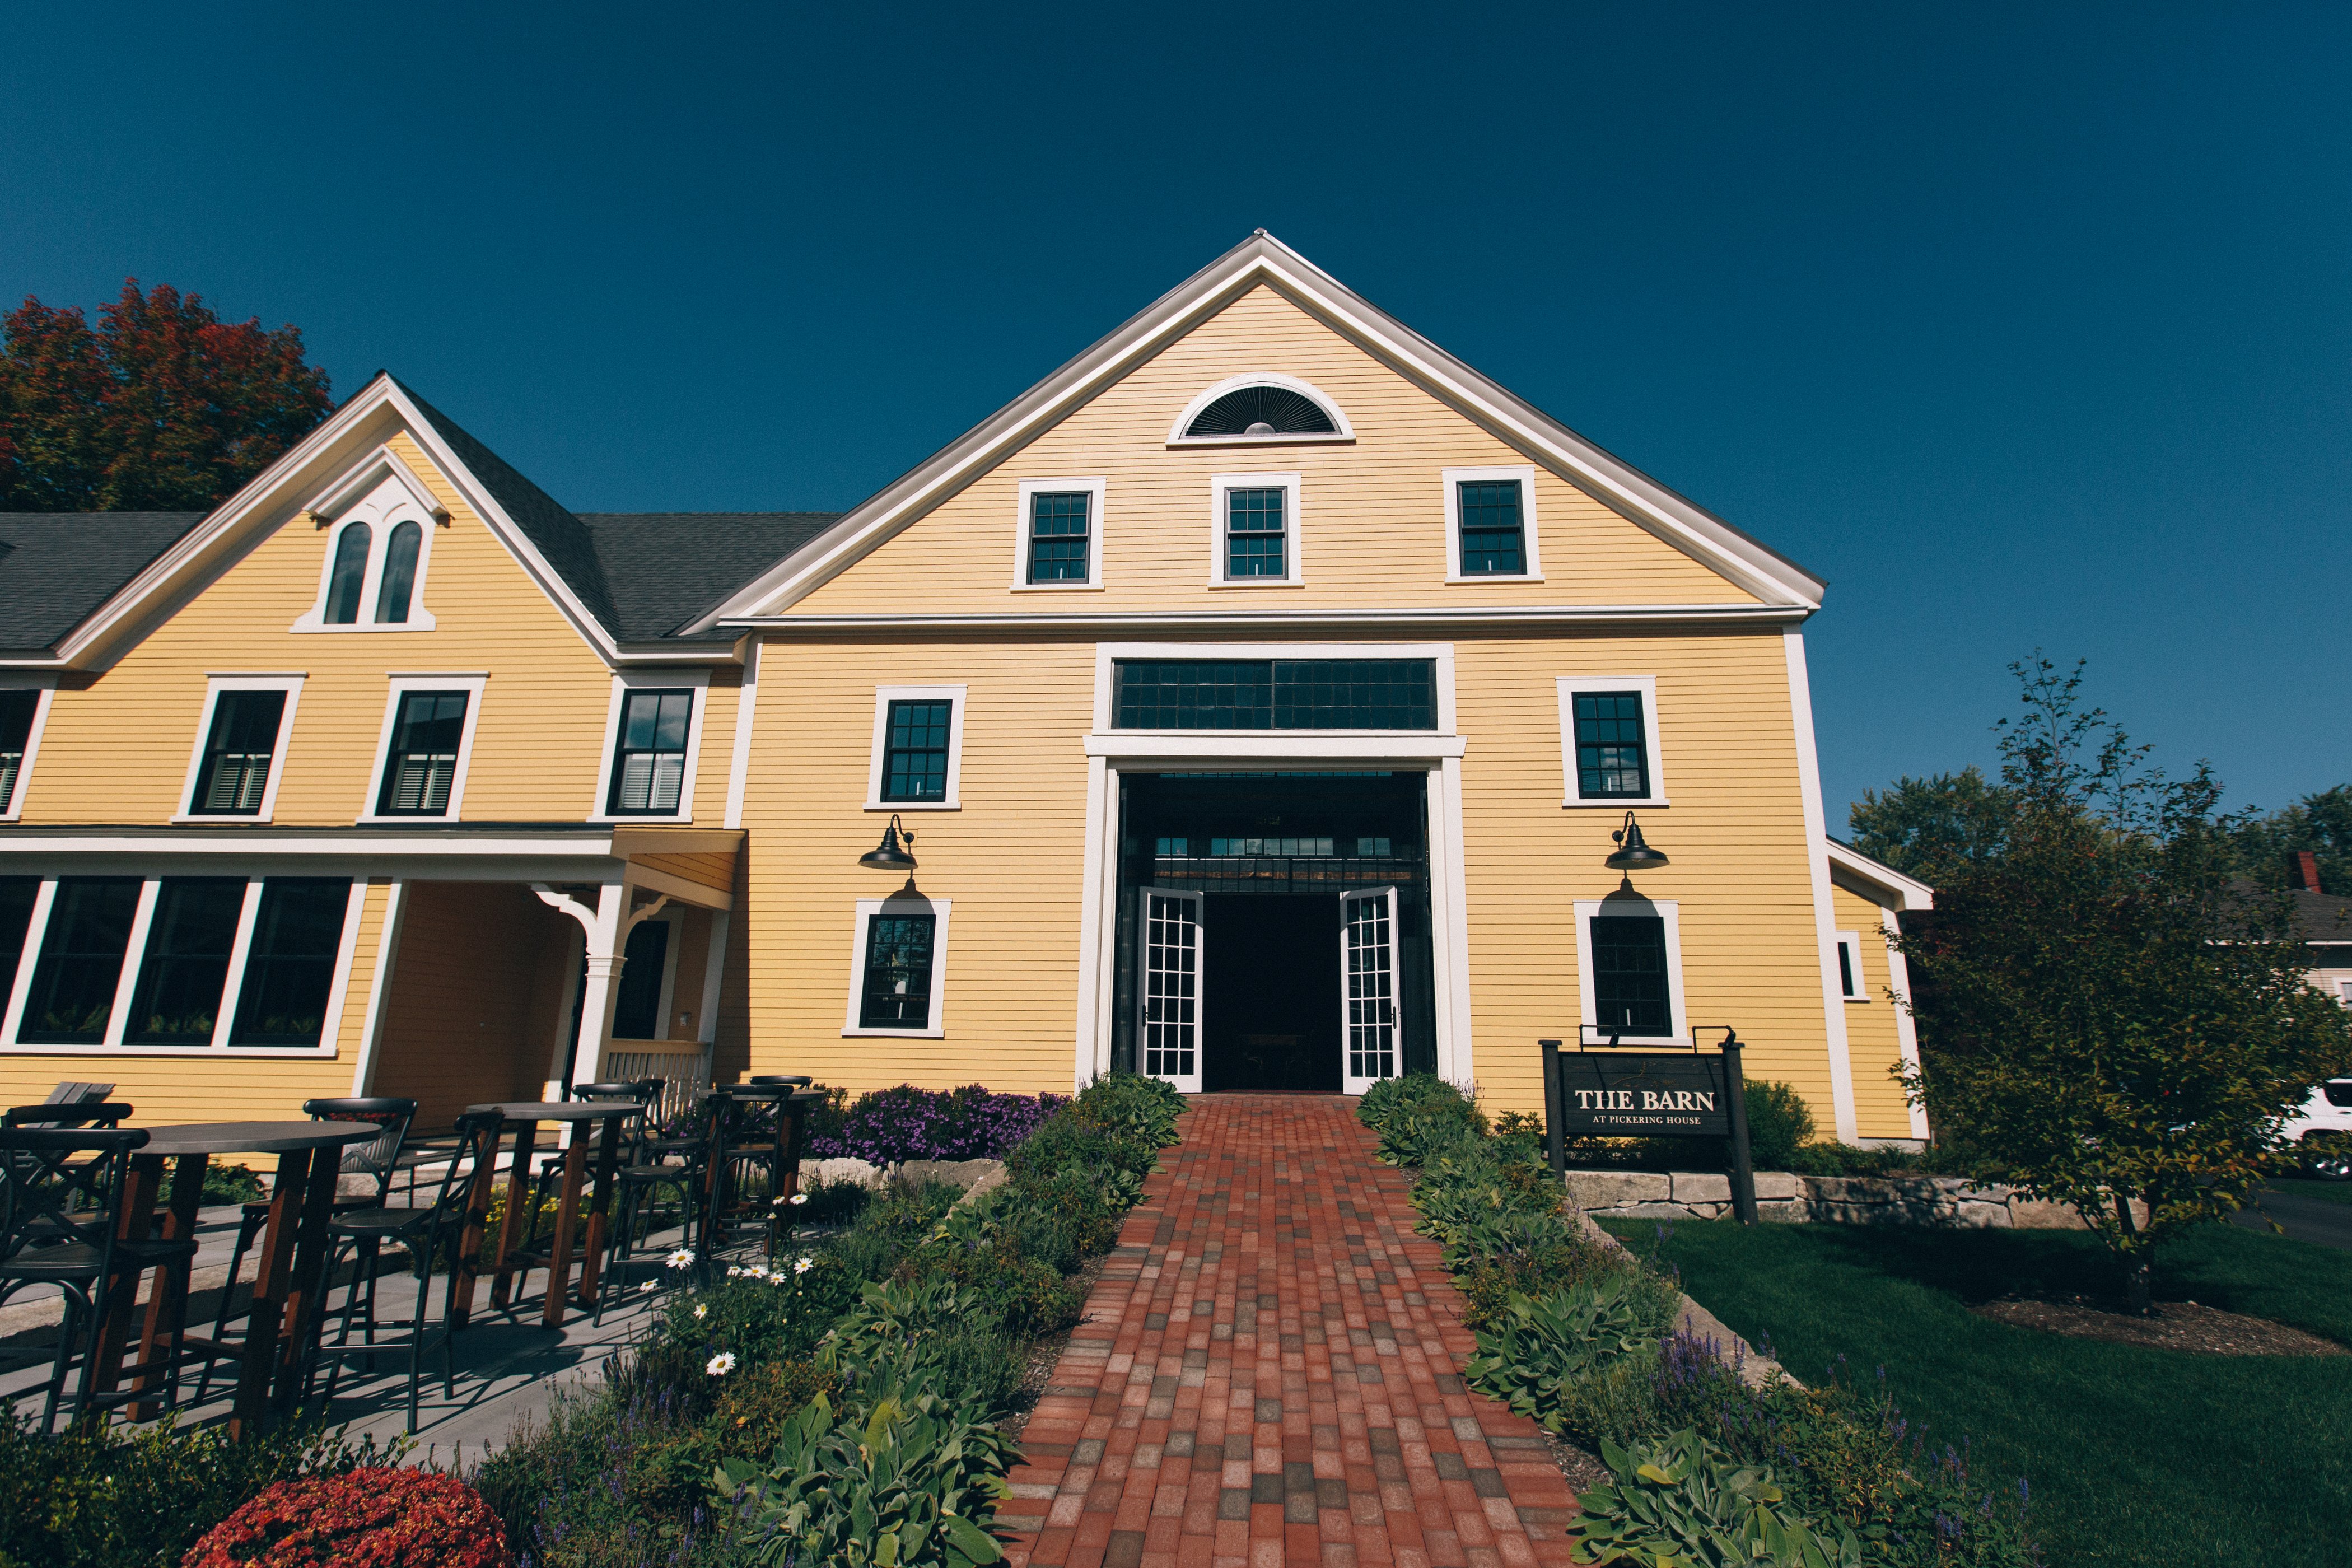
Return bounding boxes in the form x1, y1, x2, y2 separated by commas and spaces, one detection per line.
578, 512, 841, 640
698, 230, 1828, 631
0, 512, 208, 655
1824, 836, 1936, 911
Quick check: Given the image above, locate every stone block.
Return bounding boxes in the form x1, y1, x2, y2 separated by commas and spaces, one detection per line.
1612, 1202, 1699, 1221
1751, 1171, 1802, 1201
897, 1158, 1002, 1192
2008, 1197, 2092, 1230
1756, 1198, 1807, 1223
1670, 1172, 1732, 1203
1563, 1170, 1670, 1208
804, 1156, 883, 1190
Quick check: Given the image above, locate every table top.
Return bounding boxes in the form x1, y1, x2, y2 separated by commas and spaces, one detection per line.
465, 1100, 645, 1122
137, 1121, 380, 1156
720, 1085, 828, 1102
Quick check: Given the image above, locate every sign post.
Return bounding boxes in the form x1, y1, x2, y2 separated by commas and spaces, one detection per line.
1541, 1028, 1760, 1225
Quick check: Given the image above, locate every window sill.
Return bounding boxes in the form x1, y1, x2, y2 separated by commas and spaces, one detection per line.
864, 800, 959, 812
842, 1025, 945, 1039
1445, 574, 1546, 585
354, 813, 460, 826
1009, 581, 1105, 592
169, 813, 275, 825
587, 812, 694, 825
1560, 796, 1669, 809
1575, 1033, 1694, 1049
0, 1041, 338, 1058
287, 614, 438, 633
1205, 579, 1305, 589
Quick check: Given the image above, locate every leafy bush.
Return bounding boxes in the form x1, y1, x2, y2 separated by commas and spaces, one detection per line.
1571, 1428, 1860, 1568
180, 1467, 511, 1568
1069, 1071, 1185, 1148
1740, 1081, 1817, 1172
716, 1389, 1014, 1568
1357, 1074, 1488, 1166
201, 1161, 265, 1204
0, 1413, 397, 1568
1466, 1274, 1675, 1430
804, 1084, 1068, 1165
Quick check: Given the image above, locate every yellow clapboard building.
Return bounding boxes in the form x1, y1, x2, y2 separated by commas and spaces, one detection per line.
0, 234, 1928, 1144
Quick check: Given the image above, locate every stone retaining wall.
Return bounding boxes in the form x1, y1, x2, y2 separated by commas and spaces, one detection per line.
1563, 1169, 2106, 1229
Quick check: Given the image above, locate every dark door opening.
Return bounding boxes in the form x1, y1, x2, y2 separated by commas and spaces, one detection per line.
1203, 893, 1339, 1091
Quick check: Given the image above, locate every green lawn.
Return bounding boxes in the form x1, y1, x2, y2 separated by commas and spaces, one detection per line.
2271, 1177, 2352, 1206
1597, 1218, 2352, 1568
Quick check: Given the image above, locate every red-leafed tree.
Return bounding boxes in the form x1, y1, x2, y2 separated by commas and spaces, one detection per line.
0, 279, 332, 512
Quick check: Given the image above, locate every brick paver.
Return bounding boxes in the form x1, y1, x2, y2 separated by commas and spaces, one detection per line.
1001, 1093, 1580, 1568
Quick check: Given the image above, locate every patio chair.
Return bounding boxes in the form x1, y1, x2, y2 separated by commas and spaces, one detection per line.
193, 1097, 417, 1407
312, 1111, 502, 1433
595, 1078, 714, 1319
0, 1122, 197, 1430
10, 1085, 121, 1130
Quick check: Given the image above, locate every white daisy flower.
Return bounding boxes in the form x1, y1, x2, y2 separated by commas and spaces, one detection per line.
789, 1192, 809, 1205
794, 1256, 813, 1275
693, 1303, 708, 1319
707, 1352, 737, 1376
664, 1249, 696, 1270
725, 1265, 744, 1278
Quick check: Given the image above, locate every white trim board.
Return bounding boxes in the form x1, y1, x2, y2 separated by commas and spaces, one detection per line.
1554, 676, 1668, 809
1785, 630, 1859, 1143
1442, 465, 1544, 582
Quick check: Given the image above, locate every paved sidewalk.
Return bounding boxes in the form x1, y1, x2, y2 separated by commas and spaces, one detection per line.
1001, 1093, 1579, 1568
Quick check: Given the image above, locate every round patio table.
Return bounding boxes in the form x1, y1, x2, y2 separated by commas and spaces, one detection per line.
454, 1100, 643, 1331
102, 1121, 377, 1436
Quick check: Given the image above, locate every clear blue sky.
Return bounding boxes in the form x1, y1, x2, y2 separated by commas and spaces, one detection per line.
6, 4, 2346, 825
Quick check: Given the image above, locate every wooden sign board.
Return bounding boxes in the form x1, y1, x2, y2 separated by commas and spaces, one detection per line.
1551, 1051, 1732, 1137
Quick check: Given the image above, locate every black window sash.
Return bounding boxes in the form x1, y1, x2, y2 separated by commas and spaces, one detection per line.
126, 878, 248, 1044
1589, 913, 1673, 1037
878, 699, 953, 802
376, 690, 469, 815
858, 912, 935, 1029
230, 879, 352, 1047
1457, 479, 1525, 575
1110, 659, 1438, 731
1573, 691, 1650, 799
1224, 487, 1287, 577
19, 877, 142, 1044
191, 689, 288, 815
606, 689, 693, 814
0, 689, 36, 810
1026, 491, 1091, 583
0, 876, 35, 1006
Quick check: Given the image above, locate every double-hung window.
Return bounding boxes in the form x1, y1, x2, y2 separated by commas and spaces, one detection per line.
185, 682, 299, 819
1211, 473, 1301, 585
605, 688, 694, 816
845, 894, 951, 1035
1027, 492, 1091, 582
1443, 466, 1541, 579
1556, 679, 1664, 806
375, 690, 470, 816
1575, 896, 1686, 1043
0, 688, 43, 817
880, 701, 951, 804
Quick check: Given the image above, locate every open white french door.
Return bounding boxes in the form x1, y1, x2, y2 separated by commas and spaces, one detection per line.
1340, 885, 1401, 1096
1137, 887, 1204, 1094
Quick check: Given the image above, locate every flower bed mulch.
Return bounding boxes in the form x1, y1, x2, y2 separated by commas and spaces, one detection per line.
1971, 1295, 2350, 1356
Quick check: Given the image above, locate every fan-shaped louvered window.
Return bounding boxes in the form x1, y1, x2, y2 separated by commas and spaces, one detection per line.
1184, 385, 1337, 438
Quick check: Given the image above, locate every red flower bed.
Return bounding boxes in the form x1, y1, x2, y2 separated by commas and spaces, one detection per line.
180, 1467, 511, 1567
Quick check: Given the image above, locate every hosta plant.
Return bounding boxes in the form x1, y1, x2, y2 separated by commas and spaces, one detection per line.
1466, 1273, 1665, 1428
1571, 1429, 1861, 1568
715, 1390, 1013, 1568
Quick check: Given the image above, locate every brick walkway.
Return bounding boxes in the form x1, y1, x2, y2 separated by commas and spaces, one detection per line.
1001, 1094, 1580, 1568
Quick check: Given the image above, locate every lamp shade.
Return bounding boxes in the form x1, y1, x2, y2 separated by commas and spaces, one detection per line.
1604, 810, 1669, 871
859, 816, 918, 872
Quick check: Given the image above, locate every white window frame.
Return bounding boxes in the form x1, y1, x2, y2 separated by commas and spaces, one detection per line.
1574, 895, 1690, 1047
842, 893, 952, 1038
1207, 472, 1303, 587
1010, 477, 1108, 591
173, 675, 306, 824
1442, 465, 1544, 582
288, 459, 444, 633
1556, 676, 1668, 809
0, 678, 57, 822
865, 684, 967, 811
1165, 374, 1355, 447
1835, 930, 1866, 1001
357, 674, 490, 824
589, 669, 710, 824
1, 874, 363, 1056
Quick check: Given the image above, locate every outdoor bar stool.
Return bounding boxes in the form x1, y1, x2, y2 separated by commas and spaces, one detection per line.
312, 1112, 502, 1433
601, 1078, 712, 1319
0, 1121, 197, 1431
512, 1083, 645, 1264
194, 1097, 416, 1407
698, 1082, 817, 1261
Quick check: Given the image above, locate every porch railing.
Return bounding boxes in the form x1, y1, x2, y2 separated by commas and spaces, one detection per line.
600, 1038, 714, 1127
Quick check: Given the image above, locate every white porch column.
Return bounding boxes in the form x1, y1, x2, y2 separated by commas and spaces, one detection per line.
531, 881, 629, 1100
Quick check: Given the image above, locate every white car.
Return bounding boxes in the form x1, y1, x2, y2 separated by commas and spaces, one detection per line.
2282, 1079, 2352, 1178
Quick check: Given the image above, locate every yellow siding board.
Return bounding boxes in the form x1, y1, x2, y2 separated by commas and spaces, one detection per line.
788, 287, 1757, 618
1832, 881, 1915, 1141
634, 851, 739, 892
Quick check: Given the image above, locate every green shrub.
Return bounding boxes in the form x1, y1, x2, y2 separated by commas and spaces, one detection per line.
1466, 1274, 1674, 1431
1071, 1071, 1184, 1147
1740, 1081, 1817, 1172
200, 1161, 265, 1204
899, 1238, 1084, 1338
717, 1388, 1014, 1568
1571, 1427, 1861, 1568
0, 1413, 399, 1568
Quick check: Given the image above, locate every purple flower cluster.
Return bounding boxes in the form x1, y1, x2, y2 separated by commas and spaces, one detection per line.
804, 1082, 1069, 1165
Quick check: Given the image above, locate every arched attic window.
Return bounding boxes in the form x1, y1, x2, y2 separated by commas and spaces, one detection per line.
1168, 375, 1353, 445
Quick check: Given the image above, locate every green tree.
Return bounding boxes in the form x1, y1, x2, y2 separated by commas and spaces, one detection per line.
1896, 657, 2352, 1312
0, 279, 331, 512
1846, 766, 2011, 882
2230, 784, 2352, 894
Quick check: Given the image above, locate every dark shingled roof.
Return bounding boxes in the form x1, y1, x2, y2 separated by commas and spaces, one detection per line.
577, 513, 841, 641
0, 512, 208, 653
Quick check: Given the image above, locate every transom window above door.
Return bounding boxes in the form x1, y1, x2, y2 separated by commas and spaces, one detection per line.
1112, 659, 1437, 731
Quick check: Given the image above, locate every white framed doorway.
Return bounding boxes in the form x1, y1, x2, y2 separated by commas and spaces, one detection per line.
1340, 884, 1402, 1095
1137, 886, 1205, 1093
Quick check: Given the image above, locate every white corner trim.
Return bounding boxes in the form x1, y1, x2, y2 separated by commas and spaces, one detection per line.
1572, 894, 1691, 1046
1165, 372, 1356, 446
310, 878, 370, 1056
1010, 477, 1108, 591
723, 638, 762, 830
171, 675, 307, 825
1554, 676, 1668, 808
1442, 465, 1543, 581
1432, 757, 1474, 1085
0, 679, 57, 821
354, 673, 489, 823
100, 879, 162, 1046
1207, 472, 1303, 587
287, 460, 442, 633
865, 684, 968, 811
208, 879, 265, 1049
842, 893, 953, 1037
587, 669, 711, 824
1090, 641, 1458, 734
1073, 754, 1114, 1088
1784, 629, 1859, 1142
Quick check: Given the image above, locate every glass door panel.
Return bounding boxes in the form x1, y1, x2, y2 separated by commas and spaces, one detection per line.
1138, 887, 1203, 1094
1340, 885, 1399, 1096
